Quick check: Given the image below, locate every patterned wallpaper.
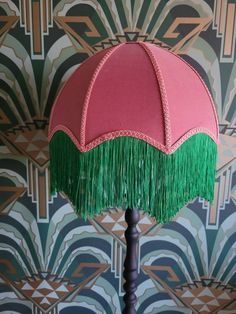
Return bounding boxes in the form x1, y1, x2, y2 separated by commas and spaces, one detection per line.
0, 1, 236, 313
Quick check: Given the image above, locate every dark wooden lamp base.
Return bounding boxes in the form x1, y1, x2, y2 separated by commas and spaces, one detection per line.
122, 208, 140, 314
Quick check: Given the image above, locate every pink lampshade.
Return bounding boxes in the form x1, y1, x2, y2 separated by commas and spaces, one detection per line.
48, 42, 219, 223
49, 42, 219, 153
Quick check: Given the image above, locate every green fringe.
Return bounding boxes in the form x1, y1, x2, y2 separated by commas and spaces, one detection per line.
49, 132, 217, 223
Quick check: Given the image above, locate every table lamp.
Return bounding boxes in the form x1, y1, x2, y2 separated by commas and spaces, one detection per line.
48, 42, 219, 314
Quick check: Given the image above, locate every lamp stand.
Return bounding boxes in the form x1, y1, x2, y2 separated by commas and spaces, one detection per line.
123, 208, 140, 314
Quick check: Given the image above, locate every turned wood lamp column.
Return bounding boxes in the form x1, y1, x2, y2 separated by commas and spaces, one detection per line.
123, 208, 140, 314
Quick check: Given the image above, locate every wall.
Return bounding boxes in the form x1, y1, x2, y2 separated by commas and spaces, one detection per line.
0, 1, 236, 313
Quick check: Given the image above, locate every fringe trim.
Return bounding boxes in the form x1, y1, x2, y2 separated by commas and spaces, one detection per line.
49, 132, 217, 223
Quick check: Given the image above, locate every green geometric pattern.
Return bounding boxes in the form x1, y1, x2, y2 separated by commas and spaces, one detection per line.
0, 1, 236, 313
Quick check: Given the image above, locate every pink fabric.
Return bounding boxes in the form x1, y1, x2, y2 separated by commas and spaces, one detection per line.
49, 47, 112, 145
49, 42, 219, 154
144, 43, 219, 146
86, 43, 165, 145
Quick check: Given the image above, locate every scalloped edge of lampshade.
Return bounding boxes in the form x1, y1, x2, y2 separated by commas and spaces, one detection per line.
49, 124, 218, 154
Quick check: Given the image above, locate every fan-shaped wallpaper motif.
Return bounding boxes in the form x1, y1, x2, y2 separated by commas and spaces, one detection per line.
0, 1, 236, 313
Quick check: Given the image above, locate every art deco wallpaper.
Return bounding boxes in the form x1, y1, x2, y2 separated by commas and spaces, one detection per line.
0, 1, 236, 313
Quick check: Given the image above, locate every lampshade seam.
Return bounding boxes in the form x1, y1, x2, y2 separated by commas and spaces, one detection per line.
80, 43, 125, 146
166, 49, 219, 141
138, 41, 172, 149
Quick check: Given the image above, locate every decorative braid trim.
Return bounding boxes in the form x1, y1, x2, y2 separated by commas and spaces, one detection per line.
49, 125, 218, 154
80, 43, 125, 146
138, 41, 172, 148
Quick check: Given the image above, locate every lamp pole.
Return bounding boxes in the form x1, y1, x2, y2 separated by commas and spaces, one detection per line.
123, 208, 140, 314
